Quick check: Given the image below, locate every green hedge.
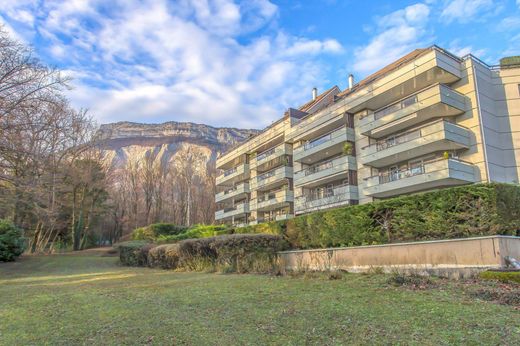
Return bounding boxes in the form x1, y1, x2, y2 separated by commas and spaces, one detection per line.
132, 223, 232, 243
118, 241, 155, 266
132, 223, 189, 241
156, 224, 232, 243
236, 183, 520, 249
0, 219, 25, 262
479, 270, 520, 284
121, 234, 287, 273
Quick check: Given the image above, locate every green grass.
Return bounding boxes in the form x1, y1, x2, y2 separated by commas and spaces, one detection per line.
0, 253, 519, 345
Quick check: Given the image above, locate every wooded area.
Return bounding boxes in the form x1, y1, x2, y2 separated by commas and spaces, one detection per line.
0, 26, 216, 253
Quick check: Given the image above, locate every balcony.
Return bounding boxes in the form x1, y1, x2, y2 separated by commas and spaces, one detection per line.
358, 84, 466, 138
215, 202, 250, 221
295, 185, 358, 215
359, 121, 471, 168
249, 213, 293, 225
250, 166, 293, 191
295, 155, 356, 188
215, 183, 250, 203
250, 143, 292, 171
275, 214, 293, 221
363, 158, 476, 198
294, 127, 355, 164
216, 163, 250, 186
250, 189, 294, 212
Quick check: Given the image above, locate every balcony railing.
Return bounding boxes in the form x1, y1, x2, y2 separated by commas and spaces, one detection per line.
258, 169, 277, 181
375, 129, 421, 151
304, 160, 333, 176
223, 167, 237, 176
251, 189, 294, 212
215, 202, 250, 220
372, 157, 473, 185
302, 183, 350, 202
304, 132, 334, 150
216, 163, 249, 186
374, 94, 418, 120
378, 165, 425, 184
295, 155, 356, 187
251, 165, 292, 191
257, 147, 277, 162
215, 183, 250, 202
363, 158, 476, 198
295, 184, 357, 213
358, 84, 467, 138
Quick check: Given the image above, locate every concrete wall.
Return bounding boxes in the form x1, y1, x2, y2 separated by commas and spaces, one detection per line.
278, 236, 520, 276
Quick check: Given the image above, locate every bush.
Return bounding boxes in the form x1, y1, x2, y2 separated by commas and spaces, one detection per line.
156, 224, 232, 244
132, 223, 232, 243
0, 219, 25, 262
132, 223, 189, 241
147, 244, 169, 268
120, 234, 287, 273
147, 244, 181, 269
479, 270, 520, 284
210, 234, 288, 273
118, 241, 155, 266
238, 183, 520, 249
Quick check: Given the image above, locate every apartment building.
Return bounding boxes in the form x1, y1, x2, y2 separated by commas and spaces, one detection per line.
215, 46, 520, 226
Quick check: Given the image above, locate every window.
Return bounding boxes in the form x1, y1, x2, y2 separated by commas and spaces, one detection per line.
518, 84, 520, 96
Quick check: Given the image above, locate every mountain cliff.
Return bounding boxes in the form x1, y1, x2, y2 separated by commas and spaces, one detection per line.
97, 121, 259, 171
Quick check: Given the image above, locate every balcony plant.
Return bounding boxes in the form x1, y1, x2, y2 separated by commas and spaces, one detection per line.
343, 142, 354, 155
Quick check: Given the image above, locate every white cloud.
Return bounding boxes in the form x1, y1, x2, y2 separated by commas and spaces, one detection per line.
352, 3, 431, 75
503, 33, 520, 56
1, 0, 343, 128
497, 16, 520, 31
440, 0, 494, 23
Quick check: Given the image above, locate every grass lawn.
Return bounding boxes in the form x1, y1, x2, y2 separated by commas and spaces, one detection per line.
1, 252, 519, 345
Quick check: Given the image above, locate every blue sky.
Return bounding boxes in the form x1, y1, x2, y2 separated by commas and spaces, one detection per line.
1, 0, 519, 129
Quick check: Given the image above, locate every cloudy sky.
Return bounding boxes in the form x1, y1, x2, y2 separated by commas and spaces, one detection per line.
1, 0, 519, 129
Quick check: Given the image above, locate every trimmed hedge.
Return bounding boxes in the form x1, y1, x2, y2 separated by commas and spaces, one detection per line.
479, 270, 520, 284
118, 241, 155, 266
236, 183, 520, 249
0, 219, 25, 262
121, 234, 287, 273
147, 244, 180, 269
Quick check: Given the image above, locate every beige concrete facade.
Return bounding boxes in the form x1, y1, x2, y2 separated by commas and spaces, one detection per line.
215, 46, 520, 226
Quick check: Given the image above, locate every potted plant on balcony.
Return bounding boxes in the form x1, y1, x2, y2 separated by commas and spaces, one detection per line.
443, 151, 450, 160
343, 142, 354, 155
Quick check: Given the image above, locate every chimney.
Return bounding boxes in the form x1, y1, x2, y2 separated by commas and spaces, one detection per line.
312, 87, 318, 101
348, 74, 355, 89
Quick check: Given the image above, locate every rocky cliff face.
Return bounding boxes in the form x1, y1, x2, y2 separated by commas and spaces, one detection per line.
97, 121, 259, 172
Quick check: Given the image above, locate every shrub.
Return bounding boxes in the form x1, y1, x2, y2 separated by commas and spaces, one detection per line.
0, 219, 25, 262
156, 224, 232, 244
210, 234, 288, 273
479, 270, 520, 284
177, 237, 217, 270
147, 244, 181, 269
120, 234, 287, 273
239, 183, 520, 249
164, 244, 181, 269
132, 223, 189, 241
147, 245, 169, 268
118, 241, 155, 266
